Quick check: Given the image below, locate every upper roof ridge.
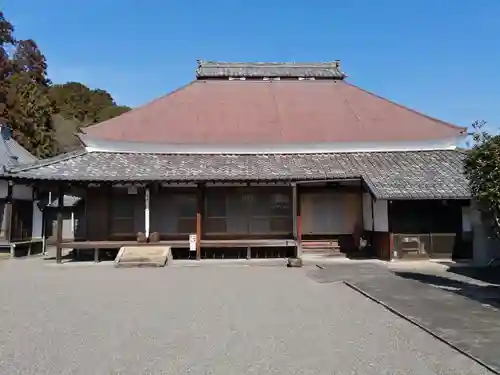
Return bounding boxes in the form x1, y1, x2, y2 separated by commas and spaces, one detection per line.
196, 60, 345, 79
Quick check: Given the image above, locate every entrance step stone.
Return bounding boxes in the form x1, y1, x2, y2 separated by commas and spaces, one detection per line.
301, 240, 344, 257
115, 246, 172, 268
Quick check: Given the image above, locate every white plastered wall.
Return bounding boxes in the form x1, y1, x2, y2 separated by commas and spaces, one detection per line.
362, 192, 389, 232
32, 201, 43, 239
462, 205, 472, 232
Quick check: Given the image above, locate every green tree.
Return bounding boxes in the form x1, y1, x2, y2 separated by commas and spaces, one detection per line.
50, 82, 93, 123
0, 11, 15, 123
464, 120, 500, 237
95, 104, 131, 123
50, 82, 130, 125
8, 73, 56, 157
13, 39, 51, 87
9, 37, 55, 156
0, 11, 130, 156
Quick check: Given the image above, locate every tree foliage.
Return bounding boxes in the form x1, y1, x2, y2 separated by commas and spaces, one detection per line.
0, 11, 15, 124
13, 39, 51, 87
95, 104, 131, 123
464, 120, 500, 237
8, 73, 55, 157
0, 11, 131, 157
0, 12, 56, 158
49, 82, 130, 126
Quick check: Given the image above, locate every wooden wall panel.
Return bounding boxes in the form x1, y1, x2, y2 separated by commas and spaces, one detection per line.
301, 190, 362, 235
86, 187, 109, 241
150, 190, 197, 236
372, 232, 391, 260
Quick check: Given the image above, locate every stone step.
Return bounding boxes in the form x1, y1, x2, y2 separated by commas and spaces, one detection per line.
301, 240, 340, 252
303, 249, 346, 256
301, 240, 344, 257
115, 246, 172, 268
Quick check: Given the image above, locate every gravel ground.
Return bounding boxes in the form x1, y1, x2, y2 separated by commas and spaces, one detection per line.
0, 259, 494, 375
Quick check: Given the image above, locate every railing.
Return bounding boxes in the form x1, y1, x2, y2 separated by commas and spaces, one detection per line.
393, 233, 457, 259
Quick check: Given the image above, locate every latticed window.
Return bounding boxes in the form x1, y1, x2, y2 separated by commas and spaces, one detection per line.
109, 192, 136, 236
204, 187, 293, 235
149, 190, 197, 235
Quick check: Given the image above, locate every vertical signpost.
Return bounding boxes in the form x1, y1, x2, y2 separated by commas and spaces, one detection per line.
144, 187, 150, 239
189, 234, 197, 260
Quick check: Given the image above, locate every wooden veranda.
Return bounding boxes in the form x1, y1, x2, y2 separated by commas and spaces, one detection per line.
46, 181, 307, 263
43, 179, 366, 263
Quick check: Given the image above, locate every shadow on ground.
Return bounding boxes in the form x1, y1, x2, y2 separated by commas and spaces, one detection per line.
44, 250, 118, 263
394, 271, 500, 309
310, 263, 500, 372
447, 266, 500, 286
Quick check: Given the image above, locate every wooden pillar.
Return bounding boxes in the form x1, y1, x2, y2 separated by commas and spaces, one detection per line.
3, 181, 13, 243
388, 200, 395, 260
389, 233, 395, 260
4, 181, 13, 257
371, 195, 375, 233
56, 185, 64, 264
196, 183, 204, 261
292, 183, 302, 258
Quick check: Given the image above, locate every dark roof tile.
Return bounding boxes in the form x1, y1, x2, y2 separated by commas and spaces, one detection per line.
6, 150, 469, 200
196, 61, 345, 79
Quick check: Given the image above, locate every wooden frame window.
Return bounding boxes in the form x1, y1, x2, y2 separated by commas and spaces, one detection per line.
149, 190, 197, 235
204, 187, 293, 236
205, 190, 227, 234
109, 189, 143, 237
174, 194, 197, 234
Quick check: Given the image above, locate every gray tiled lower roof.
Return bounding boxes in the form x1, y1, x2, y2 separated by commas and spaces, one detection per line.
5, 150, 469, 200
0, 125, 37, 168
196, 61, 345, 79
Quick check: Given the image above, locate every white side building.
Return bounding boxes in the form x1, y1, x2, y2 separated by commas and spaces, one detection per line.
0, 126, 44, 255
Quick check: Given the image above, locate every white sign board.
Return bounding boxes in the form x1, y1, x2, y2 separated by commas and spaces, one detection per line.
189, 234, 197, 252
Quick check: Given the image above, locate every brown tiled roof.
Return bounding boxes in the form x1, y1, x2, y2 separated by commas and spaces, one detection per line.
83, 80, 466, 144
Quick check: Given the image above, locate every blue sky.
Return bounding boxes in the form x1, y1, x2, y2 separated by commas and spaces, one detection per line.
2, 0, 500, 134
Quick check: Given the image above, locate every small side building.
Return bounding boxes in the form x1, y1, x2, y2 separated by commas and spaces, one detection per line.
0, 125, 43, 256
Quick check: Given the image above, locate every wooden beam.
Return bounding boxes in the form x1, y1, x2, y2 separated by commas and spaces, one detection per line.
292, 183, 302, 258
196, 184, 204, 261
56, 185, 64, 264
389, 233, 395, 260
